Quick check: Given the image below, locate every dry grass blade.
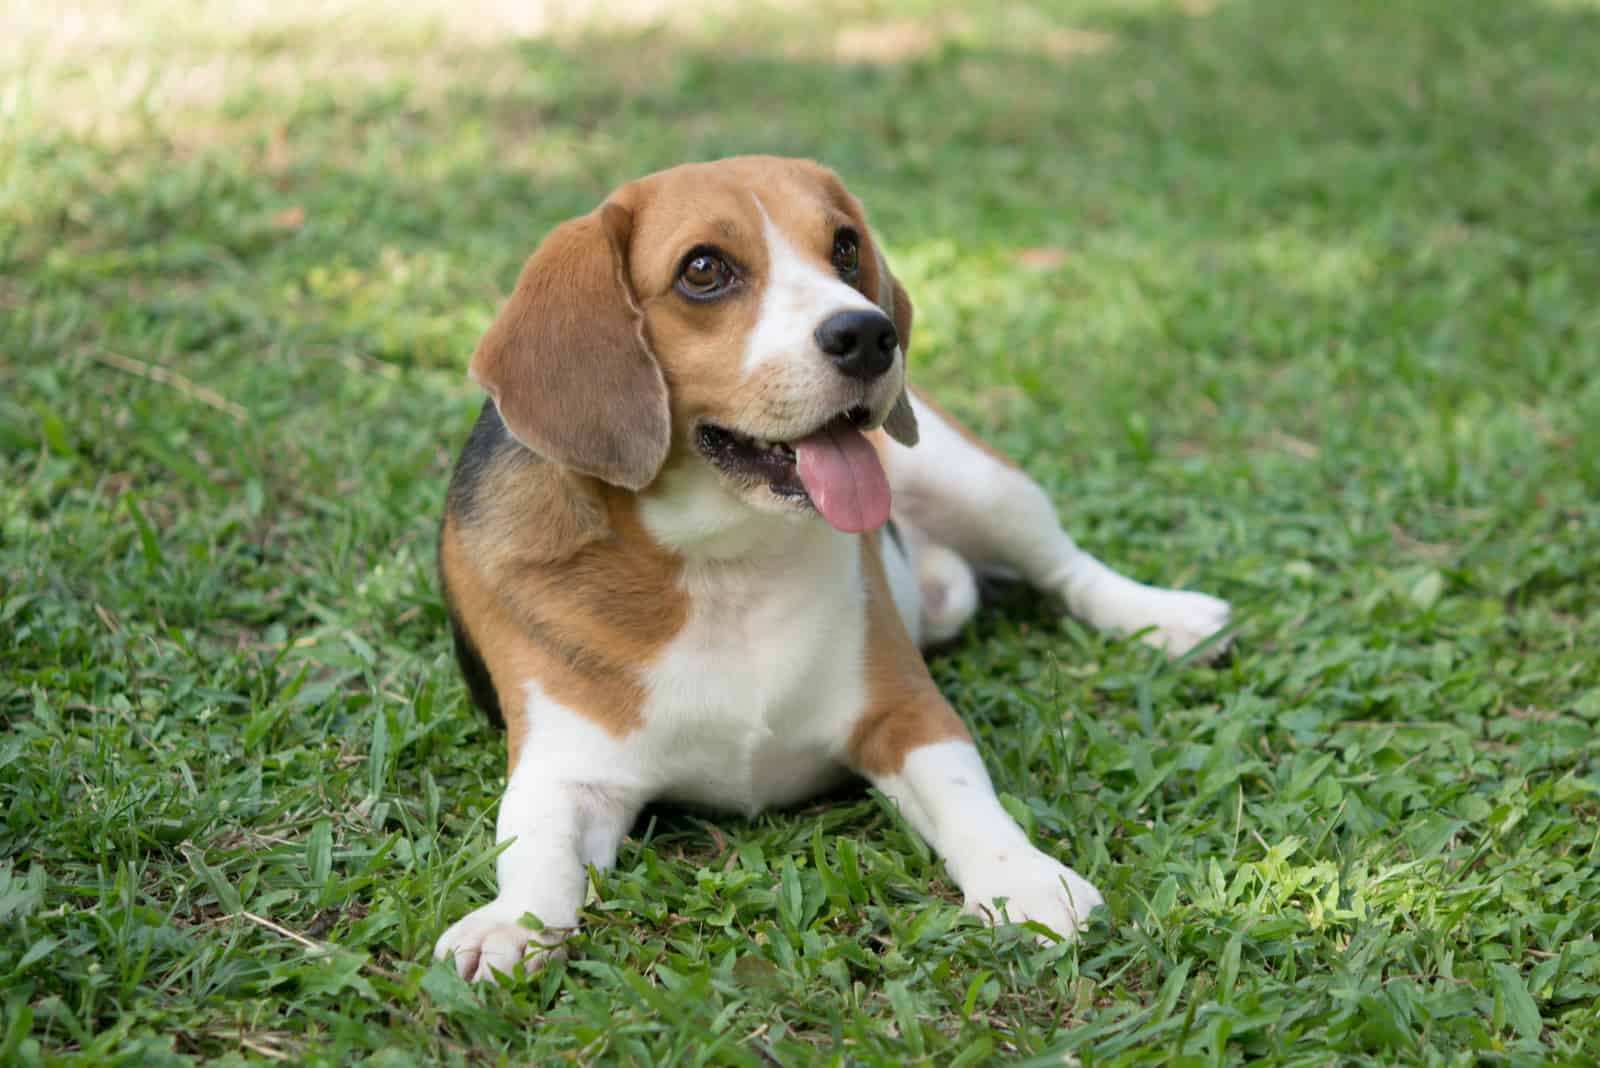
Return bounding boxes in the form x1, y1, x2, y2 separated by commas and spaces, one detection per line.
85, 349, 248, 423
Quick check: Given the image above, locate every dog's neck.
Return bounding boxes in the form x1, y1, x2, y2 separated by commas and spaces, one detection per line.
639, 459, 847, 567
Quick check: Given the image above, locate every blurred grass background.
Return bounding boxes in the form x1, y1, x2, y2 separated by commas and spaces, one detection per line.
3, 0, 1599, 1063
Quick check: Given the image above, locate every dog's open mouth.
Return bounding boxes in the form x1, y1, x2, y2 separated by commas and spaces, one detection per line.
696, 405, 891, 533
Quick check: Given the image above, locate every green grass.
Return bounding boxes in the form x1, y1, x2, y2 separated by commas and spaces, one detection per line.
4, 0, 1600, 1062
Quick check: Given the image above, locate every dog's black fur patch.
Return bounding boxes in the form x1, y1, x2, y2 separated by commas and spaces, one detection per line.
446, 400, 512, 525
440, 401, 512, 730
882, 517, 904, 557
447, 606, 503, 729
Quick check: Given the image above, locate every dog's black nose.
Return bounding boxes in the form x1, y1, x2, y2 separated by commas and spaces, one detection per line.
814, 309, 898, 381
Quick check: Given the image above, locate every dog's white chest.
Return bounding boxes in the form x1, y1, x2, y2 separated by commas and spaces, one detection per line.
637, 526, 870, 813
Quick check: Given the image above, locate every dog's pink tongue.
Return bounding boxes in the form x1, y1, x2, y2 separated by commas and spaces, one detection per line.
794, 421, 891, 533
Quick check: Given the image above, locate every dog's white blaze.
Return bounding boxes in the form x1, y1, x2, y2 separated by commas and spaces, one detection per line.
742, 196, 881, 375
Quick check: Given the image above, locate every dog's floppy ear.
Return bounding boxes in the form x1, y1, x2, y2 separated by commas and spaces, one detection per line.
873, 244, 919, 448
469, 201, 670, 491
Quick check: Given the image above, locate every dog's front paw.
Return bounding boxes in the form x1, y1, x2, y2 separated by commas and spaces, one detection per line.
1132, 589, 1232, 660
961, 849, 1104, 941
434, 900, 572, 982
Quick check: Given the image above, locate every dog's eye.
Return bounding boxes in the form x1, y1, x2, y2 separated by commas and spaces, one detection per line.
832, 230, 860, 279
677, 251, 736, 300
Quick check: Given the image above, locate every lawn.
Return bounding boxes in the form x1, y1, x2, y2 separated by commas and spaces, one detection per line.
3, 0, 1599, 1063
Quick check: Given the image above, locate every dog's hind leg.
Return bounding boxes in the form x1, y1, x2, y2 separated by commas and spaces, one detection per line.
883, 519, 981, 649
881, 392, 1231, 659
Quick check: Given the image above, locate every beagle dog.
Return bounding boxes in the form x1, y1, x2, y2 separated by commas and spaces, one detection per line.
434, 156, 1231, 981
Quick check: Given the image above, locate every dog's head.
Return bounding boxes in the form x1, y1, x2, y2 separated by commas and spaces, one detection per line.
469, 156, 917, 534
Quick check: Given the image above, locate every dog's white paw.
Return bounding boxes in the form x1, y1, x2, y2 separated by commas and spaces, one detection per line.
961, 849, 1104, 941
1131, 589, 1232, 660
434, 900, 571, 982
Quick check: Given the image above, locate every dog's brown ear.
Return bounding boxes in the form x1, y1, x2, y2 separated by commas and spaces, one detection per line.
469, 202, 670, 491
873, 245, 919, 448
